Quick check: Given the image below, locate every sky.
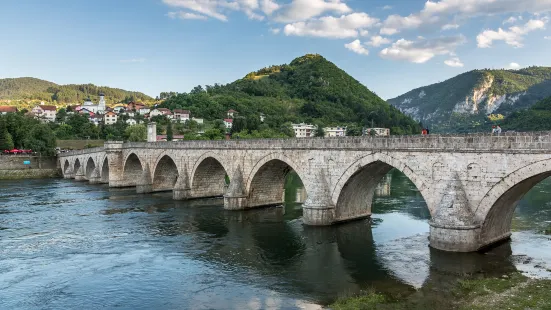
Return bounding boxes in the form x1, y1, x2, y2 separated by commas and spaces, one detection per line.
1, 0, 551, 100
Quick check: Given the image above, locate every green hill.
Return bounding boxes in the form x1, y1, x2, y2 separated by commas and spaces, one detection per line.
0, 77, 152, 104
502, 96, 551, 131
387, 67, 551, 133
160, 54, 420, 134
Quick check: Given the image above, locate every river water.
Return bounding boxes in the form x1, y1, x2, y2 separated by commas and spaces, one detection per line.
1, 171, 550, 309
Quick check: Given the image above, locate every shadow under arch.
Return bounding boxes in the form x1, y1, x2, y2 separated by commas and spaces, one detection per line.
475, 159, 551, 248
73, 158, 81, 175
152, 155, 179, 192
191, 155, 229, 199
332, 153, 431, 223
123, 153, 143, 187
85, 157, 96, 179
100, 157, 109, 183
63, 159, 70, 175
245, 154, 304, 209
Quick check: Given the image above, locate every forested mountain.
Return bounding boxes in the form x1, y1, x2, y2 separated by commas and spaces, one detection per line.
502, 96, 551, 131
0, 77, 152, 104
387, 67, 551, 133
160, 54, 420, 134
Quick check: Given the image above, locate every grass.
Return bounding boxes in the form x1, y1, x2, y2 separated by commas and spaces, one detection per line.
56, 139, 105, 150
328, 273, 551, 310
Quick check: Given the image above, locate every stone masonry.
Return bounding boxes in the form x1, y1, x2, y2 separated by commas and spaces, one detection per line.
58, 132, 551, 252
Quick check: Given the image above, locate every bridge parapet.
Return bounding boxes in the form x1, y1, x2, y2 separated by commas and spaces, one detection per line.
119, 131, 551, 153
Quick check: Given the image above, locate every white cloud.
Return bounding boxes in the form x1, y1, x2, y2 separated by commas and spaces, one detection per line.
260, 0, 279, 15
366, 35, 391, 47
344, 39, 369, 55
167, 11, 209, 20
382, 5, 392, 10
441, 23, 459, 30
162, 0, 237, 21
545, 36, 551, 39
380, 27, 399, 35
121, 58, 146, 63
359, 29, 369, 36
381, 0, 551, 34
283, 13, 379, 39
270, 27, 281, 34
477, 18, 547, 48
503, 16, 523, 24
379, 35, 466, 63
444, 57, 464, 67
508, 62, 521, 69
273, 0, 351, 23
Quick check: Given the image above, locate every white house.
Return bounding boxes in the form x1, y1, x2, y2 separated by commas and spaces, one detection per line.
173, 109, 190, 122
149, 108, 164, 118
324, 126, 347, 137
363, 127, 390, 136
138, 107, 151, 115
126, 118, 137, 126
31, 105, 57, 122
224, 118, 233, 129
90, 115, 102, 126
260, 113, 265, 123
191, 117, 204, 125
104, 111, 118, 125
227, 109, 237, 118
292, 123, 316, 138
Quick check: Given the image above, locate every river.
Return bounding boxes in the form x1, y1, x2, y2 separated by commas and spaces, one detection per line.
1, 171, 550, 309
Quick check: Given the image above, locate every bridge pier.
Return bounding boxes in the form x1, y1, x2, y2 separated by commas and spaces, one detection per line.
88, 168, 102, 184
173, 167, 191, 200
428, 176, 481, 252
224, 167, 248, 210
63, 167, 74, 179
74, 166, 87, 181
302, 170, 336, 226
136, 163, 153, 194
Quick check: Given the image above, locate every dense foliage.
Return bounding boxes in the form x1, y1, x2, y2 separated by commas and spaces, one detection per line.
159, 54, 420, 135
0, 112, 56, 155
0, 77, 152, 104
388, 66, 551, 133
502, 96, 551, 131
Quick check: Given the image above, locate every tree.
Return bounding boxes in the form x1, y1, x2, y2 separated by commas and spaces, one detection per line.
166, 121, 173, 141
125, 124, 147, 142
56, 108, 67, 123
0, 118, 14, 150
23, 124, 56, 155
314, 125, 325, 137
346, 124, 362, 136
231, 116, 247, 134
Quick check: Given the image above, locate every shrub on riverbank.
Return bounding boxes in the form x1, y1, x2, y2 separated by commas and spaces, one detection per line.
329, 272, 551, 310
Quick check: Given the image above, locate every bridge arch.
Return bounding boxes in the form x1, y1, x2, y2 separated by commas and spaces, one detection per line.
63, 159, 70, 175
475, 158, 551, 247
152, 154, 179, 192
190, 152, 229, 198
73, 158, 81, 175
85, 157, 96, 179
123, 153, 144, 187
100, 156, 109, 183
332, 153, 430, 222
245, 153, 303, 209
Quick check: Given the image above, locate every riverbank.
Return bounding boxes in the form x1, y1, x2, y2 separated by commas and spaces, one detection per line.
329, 272, 551, 310
0, 155, 59, 179
0, 168, 59, 179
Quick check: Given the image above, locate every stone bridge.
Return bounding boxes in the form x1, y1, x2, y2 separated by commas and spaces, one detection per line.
58, 132, 551, 252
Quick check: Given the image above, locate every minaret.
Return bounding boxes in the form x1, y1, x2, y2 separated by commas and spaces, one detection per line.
98, 92, 106, 112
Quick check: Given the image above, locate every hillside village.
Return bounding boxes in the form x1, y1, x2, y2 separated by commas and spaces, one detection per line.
0, 92, 384, 141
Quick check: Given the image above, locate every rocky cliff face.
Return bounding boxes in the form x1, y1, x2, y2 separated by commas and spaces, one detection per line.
387, 67, 551, 132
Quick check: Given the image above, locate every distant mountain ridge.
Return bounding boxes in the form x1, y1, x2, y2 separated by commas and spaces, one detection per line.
387, 67, 551, 132
0, 77, 152, 104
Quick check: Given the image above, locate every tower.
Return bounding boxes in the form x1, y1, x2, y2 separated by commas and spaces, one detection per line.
98, 92, 106, 112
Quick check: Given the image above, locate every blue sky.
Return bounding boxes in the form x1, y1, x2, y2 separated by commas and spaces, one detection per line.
1, 0, 551, 100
